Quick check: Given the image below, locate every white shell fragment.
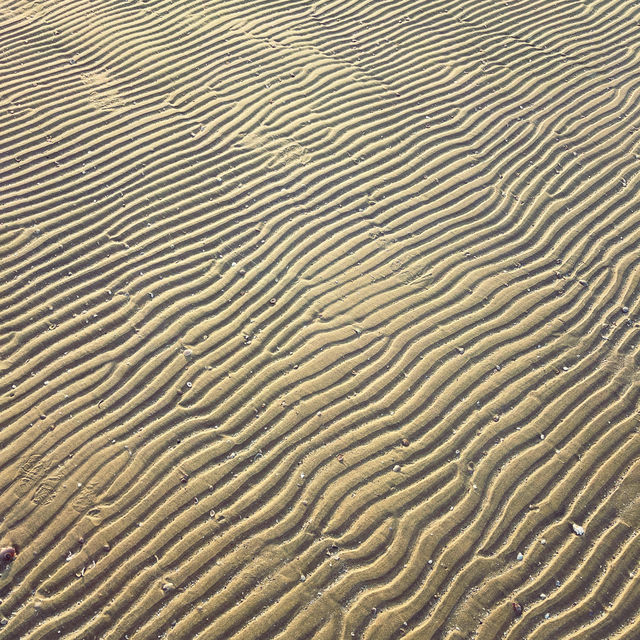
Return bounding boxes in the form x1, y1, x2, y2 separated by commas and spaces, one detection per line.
572, 523, 585, 536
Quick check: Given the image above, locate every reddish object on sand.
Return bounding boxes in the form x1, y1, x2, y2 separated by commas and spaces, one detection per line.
0, 547, 16, 563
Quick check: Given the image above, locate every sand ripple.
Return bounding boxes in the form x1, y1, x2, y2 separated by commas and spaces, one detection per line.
1, 0, 640, 638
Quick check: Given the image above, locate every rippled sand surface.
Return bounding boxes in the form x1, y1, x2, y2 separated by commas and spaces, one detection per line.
2, 1, 640, 638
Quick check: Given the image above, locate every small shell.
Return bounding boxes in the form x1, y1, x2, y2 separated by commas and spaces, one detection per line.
0, 547, 16, 562
572, 523, 585, 536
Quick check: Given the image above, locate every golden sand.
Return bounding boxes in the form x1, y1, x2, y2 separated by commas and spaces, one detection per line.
1, 0, 640, 638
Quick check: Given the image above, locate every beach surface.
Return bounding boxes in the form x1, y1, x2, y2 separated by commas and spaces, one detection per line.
1, 0, 640, 638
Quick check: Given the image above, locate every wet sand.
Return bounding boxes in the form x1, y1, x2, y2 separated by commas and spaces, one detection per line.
1, 0, 640, 638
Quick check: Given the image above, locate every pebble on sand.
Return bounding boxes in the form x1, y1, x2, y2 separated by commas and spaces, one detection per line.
393, 464, 401, 472
162, 581, 176, 592
516, 552, 524, 561
572, 523, 585, 536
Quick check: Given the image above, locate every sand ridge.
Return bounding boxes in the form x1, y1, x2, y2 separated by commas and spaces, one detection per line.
1, 0, 640, 638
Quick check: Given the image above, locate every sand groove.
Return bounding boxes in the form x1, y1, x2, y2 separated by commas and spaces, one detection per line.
1, 0, 640, 638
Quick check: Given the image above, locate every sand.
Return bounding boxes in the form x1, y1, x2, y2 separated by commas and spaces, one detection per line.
1, 0, 640, 638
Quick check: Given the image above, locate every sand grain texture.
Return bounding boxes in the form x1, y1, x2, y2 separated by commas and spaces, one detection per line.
1, 0, 640, 638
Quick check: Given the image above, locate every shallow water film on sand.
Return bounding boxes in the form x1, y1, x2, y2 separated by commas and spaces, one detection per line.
1, 0, 640, 638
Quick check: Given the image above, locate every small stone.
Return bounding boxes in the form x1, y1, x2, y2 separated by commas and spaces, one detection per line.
269, 298, 277, 305
183, 349, 192, 358
0, 618, 7, 626
516, 552, 524, 561
540, 593, 547, 599
540, 538, 546, 545
393, 464, 401, 472
622, 306, 629, 313
300, 574, 306, 582
572, 523, 585, 536
162, 582, 175, 592
401, 438, 410, 447
456, 346, 465, 354
544, 613, 550, 619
